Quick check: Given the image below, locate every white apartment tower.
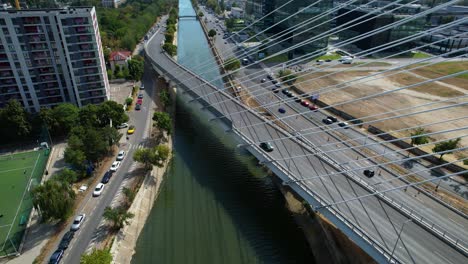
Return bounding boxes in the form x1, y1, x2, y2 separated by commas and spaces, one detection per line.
0, 7, 110, 112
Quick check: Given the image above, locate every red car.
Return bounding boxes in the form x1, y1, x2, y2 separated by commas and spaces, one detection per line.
308, 105, 318, 111
300, 100, 310, 107
137, 98, 143, 105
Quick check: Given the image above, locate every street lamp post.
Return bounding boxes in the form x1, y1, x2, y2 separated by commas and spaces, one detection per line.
390, 219, 412, 263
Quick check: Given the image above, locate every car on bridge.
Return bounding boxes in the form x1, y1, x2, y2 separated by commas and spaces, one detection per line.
364, 169, 375, 178
260, 142, 274, 152
322, 118, 333, 125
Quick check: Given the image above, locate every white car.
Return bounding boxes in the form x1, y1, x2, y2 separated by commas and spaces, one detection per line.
93, 183, 105, 197
110, 161, 121, 172
140, 84, 145, 90
70, 214, 86, 231
116, 150, 125, 161
117, 123, 129, 129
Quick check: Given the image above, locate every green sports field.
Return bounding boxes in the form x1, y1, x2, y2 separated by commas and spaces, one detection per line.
0, 149, 49, 256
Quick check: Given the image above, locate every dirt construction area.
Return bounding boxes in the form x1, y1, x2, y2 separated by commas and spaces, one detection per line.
296, 61, 468, 167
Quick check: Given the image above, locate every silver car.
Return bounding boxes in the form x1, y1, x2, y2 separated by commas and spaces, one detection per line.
70, 214, 86, 231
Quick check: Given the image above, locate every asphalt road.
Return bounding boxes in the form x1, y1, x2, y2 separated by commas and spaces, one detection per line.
146, 27, 468, 264
44, 67, 157, 264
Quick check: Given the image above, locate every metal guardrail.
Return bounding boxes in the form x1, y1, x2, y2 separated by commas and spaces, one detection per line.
144, 36, 468, 261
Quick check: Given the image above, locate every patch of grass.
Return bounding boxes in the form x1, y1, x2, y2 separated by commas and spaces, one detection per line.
263, 53, 289, 63
0, 149, 48, 256
411, 52, 431, 59
387, 73, 464, 97
357, 62, 392, 67
314, 52, 342, 61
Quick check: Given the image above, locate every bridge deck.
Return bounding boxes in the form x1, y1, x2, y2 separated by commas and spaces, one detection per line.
145, 32, 467, 264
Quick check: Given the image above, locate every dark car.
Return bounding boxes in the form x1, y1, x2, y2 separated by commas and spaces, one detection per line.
278, 108, 286, 114
294, 97, 302, 103
49, 249, 64, 264
325, 59, 332, 62
135, 104, 141, 111
58, 231, 74, 250
273, 88, 279, 93
272, 79, 278, 84
260, 142, 274, 152
327, 116, 338, 122
322, 118, 333, 124
282, 89, 290, 95
101, 171, 112, 184
364, 169, 375, 178
138, 93, 144, 99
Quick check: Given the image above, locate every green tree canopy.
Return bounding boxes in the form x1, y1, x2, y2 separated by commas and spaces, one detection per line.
159, 90, 171, 109
128, 58, 144, 81
103, 206, 134, 230
153, 112, 172, 134
208, 29, 217, 38
80, 248, 112, 264
32, 180, 75, 222
163, 43, 177, 56
224, 57, 241, 71
133, 148, 155, 169
432, 138, 461, 160
410, 128, 429, 145
52, 168, 78, 184
1, 100, 32, 137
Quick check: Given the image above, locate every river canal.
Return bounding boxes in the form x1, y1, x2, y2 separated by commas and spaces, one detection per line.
131, 0, 314, 263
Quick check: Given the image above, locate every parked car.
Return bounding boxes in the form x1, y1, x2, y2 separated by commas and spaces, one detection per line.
259, 142, 274, 152
338, 122, 349, 129
49, 249, 64, 264
294, 97, 302, 103
101, 171, 112, 184
137, 98, 143, 104
117, 150, 126, 161
267, 74, 273, 80
327, 116, 338, 122
364, 169, 375, 178
308, 105, 318, 111
93, 183, 105, 197
138, 93, 144, 99
70, 214, 86, 231
273, 88, 279, 93
116, 123, 129, 129
261, 78, 266, 83
58, 231, 74, 250
272, 79, 278, 84
322, 118, 333, 125
127, 125, 135, 135
110, 161, 121, 172
140, 84, 145, 90
301, 100, 310, 107
278, 108, 286, 114
135, 104, 141, 111
325, 59, 332, 62
275, 83, 281, 88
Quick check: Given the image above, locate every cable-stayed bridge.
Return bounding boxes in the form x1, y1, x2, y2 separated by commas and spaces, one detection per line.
145, 29, 467, 263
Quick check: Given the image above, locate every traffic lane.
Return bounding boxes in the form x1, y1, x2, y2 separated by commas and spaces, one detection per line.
63, 77, 155, 263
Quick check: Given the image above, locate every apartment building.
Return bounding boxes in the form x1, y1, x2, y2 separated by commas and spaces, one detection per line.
0, 7, 110, 112
101, 0, 127, 8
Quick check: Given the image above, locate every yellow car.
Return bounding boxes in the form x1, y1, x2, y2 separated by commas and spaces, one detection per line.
127, 125, 135, 135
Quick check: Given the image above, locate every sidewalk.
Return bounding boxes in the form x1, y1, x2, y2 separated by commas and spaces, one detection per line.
110, 137, 172, 264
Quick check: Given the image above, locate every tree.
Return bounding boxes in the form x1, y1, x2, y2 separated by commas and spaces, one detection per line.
164, 32, 174, 44
53, 168, 78, 184
198, 11, 204, 17
127, 59, 144, 81
43, 103, 79, 135
1, 100, 32, 137
432, 138, 461, 160
64, 148, 86, 171
278, 69, 297, 85
103, 206, 134, 230
31, 180, 75, 222
78, 104, 99, 127
125, 97, 133, 106
80, 248, 112, 264
154, 145, 170, 167
159, 90, 171, 108
208, 29, 217, 38
97, 100, 128, 127
163, 43, 177, 56
224, 57, 240, 71
122, 187, 136, 207
410, 128, 429, 145
153, 112, 172, 135
133, 148, 154, 169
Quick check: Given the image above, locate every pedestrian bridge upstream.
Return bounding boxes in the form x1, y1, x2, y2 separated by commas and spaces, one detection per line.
144, 31, 468, 264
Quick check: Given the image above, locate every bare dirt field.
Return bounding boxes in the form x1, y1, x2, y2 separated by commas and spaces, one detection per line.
296, 63, 468, 167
